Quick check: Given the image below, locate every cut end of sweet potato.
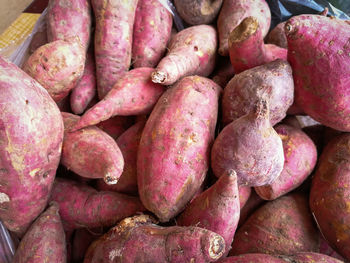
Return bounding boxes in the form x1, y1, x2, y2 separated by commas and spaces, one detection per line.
151, 71, 167, 83
229, 16, 259, 44
104, 173, 119, 185
208, 235, 225, 260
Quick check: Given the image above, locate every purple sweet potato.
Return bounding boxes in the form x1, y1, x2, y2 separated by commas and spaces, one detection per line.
92, 0, 138, 99
285, 14, 350, 131
72, 67, 164, 131
228, 16, 287, 74
96, 120, 145, 195
151, 25, 217, 85
174, 0, 223, 25
230, 193, 319, 256
212, 99, 284, 187
222, 59, 294, 126
47, 0, 92, 50
255, 124, 317, 200
281, 252, 344, 263
0, 57, 64, 236
61, 112, 124, 185
84, 214, 225, 263
217, 254, 286, 263
12, 203, 66, 263
132, 0, 173, 68
72, 228, 103, 263
49, 178, 146, 231
217, 0, 271, 56
138, 76, 221, 222
23, 37, 86, 102
310, 133, 350, 260
178, 170, 240, 257
70, 49, 97, 115
265, 22, 287, 49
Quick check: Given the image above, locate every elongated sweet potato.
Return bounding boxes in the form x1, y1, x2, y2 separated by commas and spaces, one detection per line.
228, 16, 287, 73
285, 14, 350, 131
0, 57, 64, 236
132, 0, 173, 68
222, 59, 294, 126
84, 215, 225, 263
23, 37, 86, 102
92, 0, 138, 99
61, 112, 124, 185
217, 0, 271, 56
47, 0, 92, 50
50, 178, 146, 231
151, 25, 217, 85
138, 76, 221, 222
178, 170, 240, 257
72, 67, 164, 131
12, 203, 66, 263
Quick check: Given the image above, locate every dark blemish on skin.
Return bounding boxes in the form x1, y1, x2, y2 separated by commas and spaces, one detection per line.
42, 171, 49, 178
194, 46, 199, 51
25, 100, 29, 104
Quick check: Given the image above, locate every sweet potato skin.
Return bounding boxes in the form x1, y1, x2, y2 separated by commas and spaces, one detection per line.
12, 203, 66, 263
282, 252, 344, 263
92, 0, 138, 99
310, 133, 350, 260
49, 178, 146, 231
138, 76, 221, 222
23, 38, 86, 102
285, 15, 350, 131
0, 57, 64, 236
72, 228, 103, 263
217, 254, 286, 263
96, 116, 135, 140
222, 59, 294, 126
132, 0, 173, 68
152, 25, 217, 85
255, 124, 317, 200
47, 0, 91, 50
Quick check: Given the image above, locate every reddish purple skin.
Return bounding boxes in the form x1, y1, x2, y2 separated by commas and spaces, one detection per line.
96, 116, 135, 140
287, 100, 305, 115
217, 0, 271, 56
138, 76, 221, 222
255, 124, 317, 200
217, 254, 287, 263
265, 22, 288, 49
222, 59, 294, 126
0, 57, 64, 236
72, 228, 103, 263
49, 178, 146, 231
177, 170, 240, 257
92, 0, 138, 99
284, 252, 344, 263
84, 215, 225, 263
73, 67, 164, 131
70, 49, 97, 115
152, 25, 217, 85
310, 134, 350, 260
47, 0, 92, 51
12, 203, 66, 263
318, 236, 346, 261
238, 190, 265, 227
61, 112, 124, 184
230, 193, 319, 256
132, 0, 173, 68
285, 15, 350, 131
96, 120, 145, 195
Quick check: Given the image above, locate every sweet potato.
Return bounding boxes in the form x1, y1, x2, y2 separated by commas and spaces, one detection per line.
12, 203, 66, 263
285, 14, 350, 131
230, 193, 319, 256
255, 124, 317, 200
0, 57, 64, 236
174, 0, 223, 25
265, 22, 287, 49
151, 25, 217, 85
96, 116, 135, 140
238, 190, 265, 227
72, 67, 164, 131
84, 214, 225, 263
23, 37, 86, 102
222, 59, 294, 126
178, 170, 240, 257
228, 16, 287, 73
96, 120, 145, 195
212, 99, 284, 187
217, 254, 286, 263
70, 49, 97, 115
217, 0, 271, 56
49, 178, 146, 231
138, 76, 221, 222
72, 228, 103, 263
132, 0, 173, 68
92, 0, 138, 99
47, 0, 92, 51
281, 252, 344, 263
29, 26, 48, 54
310, 133, 350, 260
61, 112, 124, 185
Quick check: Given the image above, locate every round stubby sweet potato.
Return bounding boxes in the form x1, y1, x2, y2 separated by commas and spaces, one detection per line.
0, 57, 64, 236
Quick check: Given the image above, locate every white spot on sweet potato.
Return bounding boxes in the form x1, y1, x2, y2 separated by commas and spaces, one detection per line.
29, 168, 40, 177
109, 248, 122, 260
0, 193, 10, 203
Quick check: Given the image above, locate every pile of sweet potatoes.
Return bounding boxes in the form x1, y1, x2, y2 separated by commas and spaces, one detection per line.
1, 0, 350, 262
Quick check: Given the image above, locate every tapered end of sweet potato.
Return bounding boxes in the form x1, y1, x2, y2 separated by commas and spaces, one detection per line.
229, 16, 259, 44
151, 71, 167, 84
